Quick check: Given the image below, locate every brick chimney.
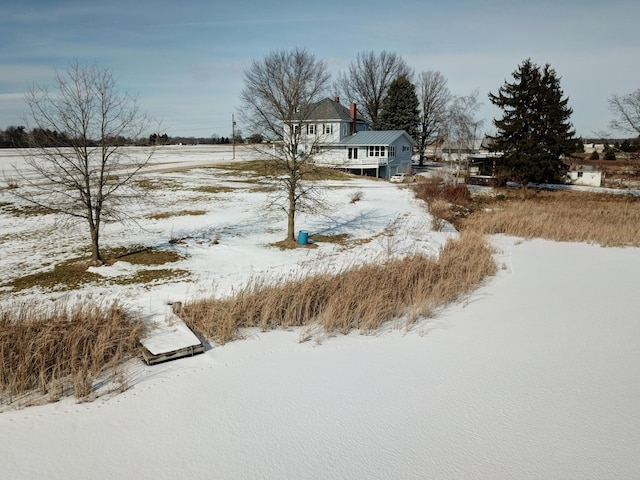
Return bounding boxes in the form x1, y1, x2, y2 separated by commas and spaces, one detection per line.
350, 102, 357, 135
334, 96, 340, 103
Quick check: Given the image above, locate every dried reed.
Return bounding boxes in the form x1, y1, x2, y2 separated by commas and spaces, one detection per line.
463, 190, 640, 246
0, 300, 146, 406
181, 231, 496, 344
413, 177, 471, 229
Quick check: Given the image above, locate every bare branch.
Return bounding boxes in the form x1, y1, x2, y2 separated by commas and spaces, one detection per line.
15, 59, 153, 263
335, 51, 412, 125
416, 70, 452, 163
609, 89, 640, 135
239, 48, 331, 242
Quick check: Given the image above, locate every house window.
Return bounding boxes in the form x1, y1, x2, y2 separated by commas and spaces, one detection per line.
307, 124, 316, 135
577, 171, 583, 178
348, 147, 358, 159
402, 145, 411, 152
323, 124, 333, 135
343, 124, 348, 136
292, 124, 299, 134
368, 146, 386, 157
389, 145, 395, 157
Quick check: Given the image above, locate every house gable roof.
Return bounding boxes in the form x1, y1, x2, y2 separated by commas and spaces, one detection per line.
340, 130, 415, 146
304, 98, 367, 122
569, 165, 601, 172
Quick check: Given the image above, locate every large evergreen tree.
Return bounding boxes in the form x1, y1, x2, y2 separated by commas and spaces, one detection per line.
375, 75, 419, 141
489, 59, 576, 185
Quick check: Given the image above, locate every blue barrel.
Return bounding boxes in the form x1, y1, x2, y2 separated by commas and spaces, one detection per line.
298, 230, 308, 245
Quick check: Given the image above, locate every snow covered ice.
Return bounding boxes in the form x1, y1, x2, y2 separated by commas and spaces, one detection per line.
0, 146, 638, 479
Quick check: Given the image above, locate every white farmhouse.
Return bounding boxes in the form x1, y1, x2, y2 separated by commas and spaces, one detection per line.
293, 97, 415, 179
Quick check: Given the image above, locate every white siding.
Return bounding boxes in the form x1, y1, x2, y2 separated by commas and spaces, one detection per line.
313, 147, 382, 168
567, 170, 602, 187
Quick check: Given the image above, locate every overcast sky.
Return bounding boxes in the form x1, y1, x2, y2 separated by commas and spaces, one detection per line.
1, 0, 638, 138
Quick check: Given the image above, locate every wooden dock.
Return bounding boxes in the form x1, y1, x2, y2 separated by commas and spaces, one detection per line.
141, 342, 205, 365
140, 303, 205, 365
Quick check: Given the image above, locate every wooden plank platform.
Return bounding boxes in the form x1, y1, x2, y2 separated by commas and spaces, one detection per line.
139, 303, 206, 365
141, 342, 205, 365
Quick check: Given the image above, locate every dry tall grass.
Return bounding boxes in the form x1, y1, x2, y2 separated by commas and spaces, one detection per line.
413, 177, 471, 230
0, 301, 146, 407
463, 190, 640, 247
181, 231, 496, 344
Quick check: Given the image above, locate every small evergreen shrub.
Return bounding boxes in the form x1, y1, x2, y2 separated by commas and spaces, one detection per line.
604, 149, 616, 161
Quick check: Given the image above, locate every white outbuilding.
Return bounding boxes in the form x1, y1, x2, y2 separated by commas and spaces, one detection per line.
566, 165, 603, 187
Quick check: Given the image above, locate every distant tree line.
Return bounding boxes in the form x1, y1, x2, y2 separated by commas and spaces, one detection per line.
149, 133, 169, 145
0, 125, 29, 147
0, 125, 145, 148
616, 138, 640, 152
583, 137, 640, 148
0, 127, 267, 148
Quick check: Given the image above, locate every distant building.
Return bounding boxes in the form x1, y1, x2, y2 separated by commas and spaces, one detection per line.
566, 165, 603, 187
286, 97, 415, 179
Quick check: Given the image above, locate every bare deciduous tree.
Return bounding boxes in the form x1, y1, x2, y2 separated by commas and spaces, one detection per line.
417, 70, 452, 165
239, 48, 330, 242
335, 50, 412, 126
17, 60, 153, 264
609, 89, 640, 135
444, 90, 483, 175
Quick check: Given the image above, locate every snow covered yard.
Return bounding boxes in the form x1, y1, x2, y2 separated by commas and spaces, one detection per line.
1, 146, 639, 479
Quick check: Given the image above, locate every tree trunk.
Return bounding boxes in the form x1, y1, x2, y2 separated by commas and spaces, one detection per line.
88, 217, 102, 265
287, 191, 296, 242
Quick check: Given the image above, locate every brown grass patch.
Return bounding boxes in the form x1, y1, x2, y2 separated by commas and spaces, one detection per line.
413, 179, 640, 246
7, 262, 102, 292
192, 185, 235, 194
212, 160, 272, 176
103, 246, 184, 265
181, 231, 496, 344
5, 247, 186, 292
271, 239, 318, 250
462, 190, 640, 247
309, 233, 350, 244
214, 160, 353, 181
126, 268, 191, 285
146, 209, 207, 220
0, 300, 146, 406
1, 203, 56, 217
135, 178, 182, 190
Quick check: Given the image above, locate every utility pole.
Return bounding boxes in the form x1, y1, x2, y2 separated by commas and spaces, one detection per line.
232, 114, 236, 160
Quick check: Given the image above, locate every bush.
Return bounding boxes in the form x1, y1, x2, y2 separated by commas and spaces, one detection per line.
590, 151, 599, 160
604, 149, 616, 161
349, 190, 363, 204
412, 176, 471, 229
413, 177, 471, 206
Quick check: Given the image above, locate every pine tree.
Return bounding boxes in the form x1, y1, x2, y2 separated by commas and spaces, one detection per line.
489, 59, 576, 185
375, 75, 419, 141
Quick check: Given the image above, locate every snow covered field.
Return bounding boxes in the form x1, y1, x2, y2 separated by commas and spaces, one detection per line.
1, 146, 639, 479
